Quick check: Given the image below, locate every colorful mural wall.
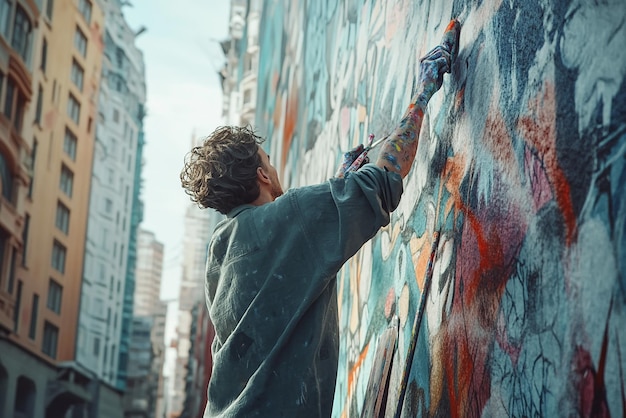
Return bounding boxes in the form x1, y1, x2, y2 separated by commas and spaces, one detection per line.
253, 0, 626, 416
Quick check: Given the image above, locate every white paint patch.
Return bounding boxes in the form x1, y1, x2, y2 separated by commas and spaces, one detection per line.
560, 0, 626, 133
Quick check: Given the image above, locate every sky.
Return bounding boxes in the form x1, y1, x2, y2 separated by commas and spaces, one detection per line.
123, 0, 231, 301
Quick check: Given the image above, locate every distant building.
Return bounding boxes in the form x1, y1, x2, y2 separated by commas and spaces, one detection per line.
124, 316, 154, 417
134, 229, 164, 316
170, 154, 223, 416
124, 229, 167, 418
180, 301, 215, 418
75, 0, 146, 401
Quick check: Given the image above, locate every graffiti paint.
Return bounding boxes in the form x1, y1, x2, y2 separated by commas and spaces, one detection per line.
254, 0, 626, 416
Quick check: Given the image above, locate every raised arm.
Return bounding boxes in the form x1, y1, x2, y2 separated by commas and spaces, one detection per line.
376, 19, 460, 178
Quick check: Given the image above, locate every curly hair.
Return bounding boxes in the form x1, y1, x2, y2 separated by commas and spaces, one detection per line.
180, 126, 265, 214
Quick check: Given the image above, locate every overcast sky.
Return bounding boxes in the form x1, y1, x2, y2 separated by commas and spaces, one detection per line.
123, 0, 230, 300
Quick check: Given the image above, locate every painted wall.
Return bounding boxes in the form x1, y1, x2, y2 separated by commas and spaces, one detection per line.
254, 0, 626, 416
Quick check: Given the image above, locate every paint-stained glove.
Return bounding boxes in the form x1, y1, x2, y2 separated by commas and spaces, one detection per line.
416, 19, 460, 105
335, 144, 370, 178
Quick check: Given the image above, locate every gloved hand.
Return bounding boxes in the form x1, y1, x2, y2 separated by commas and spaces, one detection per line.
416, 19, 460, 105
335, 144, 370, 178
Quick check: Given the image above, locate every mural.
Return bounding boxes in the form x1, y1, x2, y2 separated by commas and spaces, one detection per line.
254, 0, 626, 416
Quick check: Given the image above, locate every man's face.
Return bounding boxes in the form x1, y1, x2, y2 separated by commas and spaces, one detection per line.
258, 147, 284, 199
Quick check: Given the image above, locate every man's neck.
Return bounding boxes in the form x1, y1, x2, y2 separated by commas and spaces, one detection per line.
251, 189, 274, 206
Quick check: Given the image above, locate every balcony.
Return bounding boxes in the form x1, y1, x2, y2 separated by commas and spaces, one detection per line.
0, 197, 23, 242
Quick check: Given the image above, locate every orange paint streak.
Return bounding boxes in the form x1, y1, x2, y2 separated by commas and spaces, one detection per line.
518, 81, 577, 244
281, 86, 299, 172
273, 93, 282, 134
455, 86, 465, 111
442, 154, 466, 221
347, 343, 369, 399
410, 234, 429, 291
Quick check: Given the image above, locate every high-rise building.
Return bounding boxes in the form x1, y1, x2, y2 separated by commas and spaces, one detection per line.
124, 228, 167, 418
1, 1, 107, 416
134, 229, 164, 316
171, 198, 223, 416
75, 0, 146, 397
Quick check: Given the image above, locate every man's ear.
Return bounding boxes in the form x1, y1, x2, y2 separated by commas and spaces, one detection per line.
257, 166, 271, 184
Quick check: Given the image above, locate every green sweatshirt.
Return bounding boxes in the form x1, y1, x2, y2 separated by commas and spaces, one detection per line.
204, 164, 403, 417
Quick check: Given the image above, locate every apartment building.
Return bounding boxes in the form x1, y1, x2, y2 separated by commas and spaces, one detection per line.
1, 0, 107, 416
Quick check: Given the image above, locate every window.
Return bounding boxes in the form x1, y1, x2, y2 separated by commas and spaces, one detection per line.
35, 85, 43, 124
0, 152, 13, 202
243, 89, 252, 105
0, 0, 10, 38
51, 240, 66, 274
4, 78, 14, 119
93, 336, 100, 356
28, 294, 38, 339
47, 279, 62, 314
67, 94, 80, 124
71, 59, 84, 90
55, 201, 70, 234
11, 6, 32, 63
74, 26, 87, 57
104, 198, 112, 213
14, 92, 25, 132
42, 321, 59, 358
78, 0, 92, 23
21, 214, 29, 265
113, 108, 119, 123
28, 140, 37, 198
59, 164, 73, 197
40, 38, 47, 72
4, 78, 26, 132
7, 247, 16, 293
45, 0, 54, 21
13, 280, 22, 332
63, 128, 77, 160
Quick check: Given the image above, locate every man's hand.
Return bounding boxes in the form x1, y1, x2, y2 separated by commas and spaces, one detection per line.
375, 18, 461, 178
416, 19, 460, 106
335, 144, 370, 178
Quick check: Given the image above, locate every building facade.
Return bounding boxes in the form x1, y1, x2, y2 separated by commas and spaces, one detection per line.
1, 0, 107, 416
124, 228, 167, 418
75, 0, 146, 398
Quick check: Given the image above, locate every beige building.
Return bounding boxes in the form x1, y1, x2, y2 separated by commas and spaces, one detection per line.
134, 228, 164, 316
0, 0, 107, 417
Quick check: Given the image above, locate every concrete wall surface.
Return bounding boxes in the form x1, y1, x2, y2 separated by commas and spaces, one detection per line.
254, 0, 626, 416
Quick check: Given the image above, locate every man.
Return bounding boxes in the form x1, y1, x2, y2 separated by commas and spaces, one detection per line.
181, 20, 460, 418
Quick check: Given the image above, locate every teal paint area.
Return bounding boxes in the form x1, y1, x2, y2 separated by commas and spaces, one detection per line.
253, 0, 626, 416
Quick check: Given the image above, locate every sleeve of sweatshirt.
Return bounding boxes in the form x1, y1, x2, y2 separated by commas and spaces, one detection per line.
290, 163, 404, 276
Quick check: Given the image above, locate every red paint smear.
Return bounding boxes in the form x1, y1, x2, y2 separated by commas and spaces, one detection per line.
384, 287, 396, 319
573, 345, 610, 418
281, 87, 299, 172
409, 107, 424, 123
483, 102, 518, 177
439, 198, 526, 416
495, 310, 521, 366
518, 82, 577, 245
455, 87, 465, 112
524, 147, 553, 211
